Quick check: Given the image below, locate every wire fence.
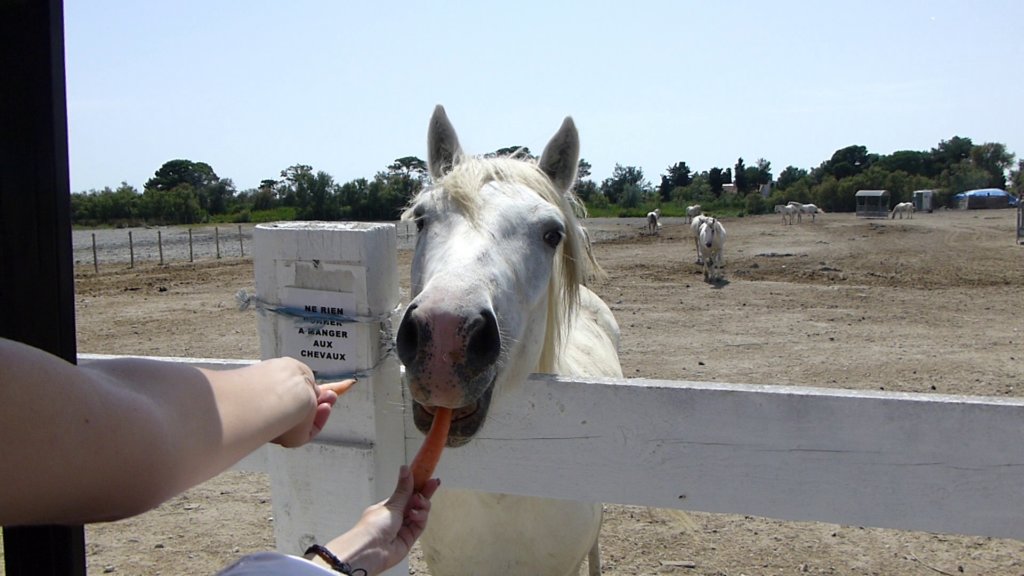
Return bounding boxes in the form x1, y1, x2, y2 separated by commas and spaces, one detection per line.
73, 225, 250, 271
73, 222, 421, 272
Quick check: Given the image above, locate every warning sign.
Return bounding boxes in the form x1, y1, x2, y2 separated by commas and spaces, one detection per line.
280, 286, 360, 374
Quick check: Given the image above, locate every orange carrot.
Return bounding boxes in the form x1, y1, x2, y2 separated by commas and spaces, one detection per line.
410, 407, 452, 492
320, 378, 358, 396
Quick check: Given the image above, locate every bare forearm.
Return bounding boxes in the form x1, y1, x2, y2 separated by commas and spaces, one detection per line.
0, 339, 314, 525
87, 358, 313, 484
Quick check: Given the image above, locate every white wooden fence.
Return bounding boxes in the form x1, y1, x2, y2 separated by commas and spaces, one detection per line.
83, 221, 1024, 574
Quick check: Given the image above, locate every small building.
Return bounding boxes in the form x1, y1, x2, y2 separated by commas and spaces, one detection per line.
855, 189, 890, 218
912, 189, 936, 213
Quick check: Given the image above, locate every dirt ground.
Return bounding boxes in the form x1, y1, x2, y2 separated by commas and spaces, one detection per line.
6, 209, 1024, 575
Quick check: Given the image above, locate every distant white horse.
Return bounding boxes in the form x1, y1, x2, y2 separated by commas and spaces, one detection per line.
646, 207, 662, 234
891, 201, 914, 219
686, 204, 703, 223
399, 106, 620, 576
775, 203, 798, 225
787, 201, 824, 223
697, 216, 726, 282
689, 214, 713, 263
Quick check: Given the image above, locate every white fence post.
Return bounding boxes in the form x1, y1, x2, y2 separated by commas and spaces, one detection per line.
252, 222, 406, 572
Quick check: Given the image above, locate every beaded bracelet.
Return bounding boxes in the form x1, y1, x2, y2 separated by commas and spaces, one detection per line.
303, 544, 367, 575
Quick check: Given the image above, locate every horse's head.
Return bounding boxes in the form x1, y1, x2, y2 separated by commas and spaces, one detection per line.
699, 217, 718, 248
397, 105, 594, 447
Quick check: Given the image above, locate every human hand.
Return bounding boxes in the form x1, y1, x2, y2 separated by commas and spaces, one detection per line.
321, 465, 440, 576
271, 360, 358, 448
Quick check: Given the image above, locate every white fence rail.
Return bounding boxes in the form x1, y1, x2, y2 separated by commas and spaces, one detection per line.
83, 221, 1024, 574
77, 353, 1024, 542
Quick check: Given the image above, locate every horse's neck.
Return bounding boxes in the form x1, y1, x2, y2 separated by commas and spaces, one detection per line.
556, 286, 622, 378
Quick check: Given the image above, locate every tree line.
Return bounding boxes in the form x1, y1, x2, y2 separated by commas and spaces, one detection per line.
70, 136, 1023, 227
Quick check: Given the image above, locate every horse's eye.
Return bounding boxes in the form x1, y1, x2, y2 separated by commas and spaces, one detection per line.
416, 218, 425, 232
543, 229, 563, 248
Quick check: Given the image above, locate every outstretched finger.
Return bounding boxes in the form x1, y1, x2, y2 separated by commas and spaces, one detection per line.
320, 378, 358, 397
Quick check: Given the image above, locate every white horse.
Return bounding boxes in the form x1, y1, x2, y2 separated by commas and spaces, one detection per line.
398, 106, 622, 576
787, 201, 823, 223
685, 204, 702, 223
646, 207, 661, 234
891, 201, 914, 219
696, 216, 726, 282
689, 213, 713, 263
775, 203, 798, 225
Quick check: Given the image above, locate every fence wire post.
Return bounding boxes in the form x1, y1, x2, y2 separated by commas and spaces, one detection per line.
215, 226, 221, 259
129, 230, 134, 268
189, 228, 194, 262
238, 224, 244, 257
252, 222, 404, 572
158, 230, 164, 265
91, 233, 98, 273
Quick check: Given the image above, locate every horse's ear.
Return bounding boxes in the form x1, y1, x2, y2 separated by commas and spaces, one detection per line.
427, 105, 462, 179
538, 116, 579, 193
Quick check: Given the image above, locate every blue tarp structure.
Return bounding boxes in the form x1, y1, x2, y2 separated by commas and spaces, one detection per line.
952, 188, 1020, 209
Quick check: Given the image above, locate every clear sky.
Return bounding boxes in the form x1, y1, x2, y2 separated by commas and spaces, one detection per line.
64, 1, 1024, 193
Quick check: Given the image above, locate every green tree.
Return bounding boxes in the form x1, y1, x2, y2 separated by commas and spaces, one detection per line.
708, 167, 726, 197
575, 158, 597, 204
145, 159, 219, 192
145, 159, 234, 219
388, 156, 428, 179
733, 158, 748, 195
1009, 159, 1024, 198
820, 145, 874, 180
202, 178, 236, 215
294, 170, 340, 220
672, 173, 712, 204
875, 150, 932, 177
600, 164, 649, 204
776, 166, 808, 190
252, 180, 278, 211
745, 191, 767, 214
488, 146, 534, 159
338, 178, 371, 218
658, 161, 692, 202
371, 157, 428, 220
930, 136, 973, 176
969, 142, 1014, 189
941, 160, 992, 197
813, 175, 843, 212
751, 158, 772, 190
620, 182, 643, 208
140, 184, 203, 224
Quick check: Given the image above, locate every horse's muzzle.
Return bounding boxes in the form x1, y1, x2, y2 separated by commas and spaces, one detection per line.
396, 302, 501, 407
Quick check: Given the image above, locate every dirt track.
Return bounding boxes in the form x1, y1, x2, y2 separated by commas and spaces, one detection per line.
6, 209, 1024, 575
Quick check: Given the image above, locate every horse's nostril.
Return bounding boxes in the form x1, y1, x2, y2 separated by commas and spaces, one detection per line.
396, 304, 420, 367
466, 309, 500, 369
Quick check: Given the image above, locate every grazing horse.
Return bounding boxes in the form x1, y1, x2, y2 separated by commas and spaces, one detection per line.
697, 216, 727, 282
787, 201, 823, 223
891, 201, 914, 219
775, 203, 798, 225
686, 204, 703, 223
646, 207, 662, 234
398, 106, 622, 576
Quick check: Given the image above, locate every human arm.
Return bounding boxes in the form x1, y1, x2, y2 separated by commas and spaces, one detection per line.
310, 465, 440, 576
0, 337, 351, 526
